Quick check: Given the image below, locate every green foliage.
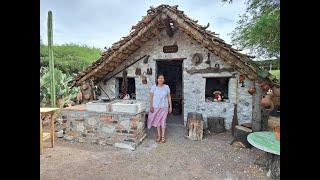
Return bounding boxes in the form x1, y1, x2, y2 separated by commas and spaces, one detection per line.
224, 0, 280, 58
253, 58, 279, 70
40, 43, 102, 74
40, 67, 79, 107
270, 69, 280, 79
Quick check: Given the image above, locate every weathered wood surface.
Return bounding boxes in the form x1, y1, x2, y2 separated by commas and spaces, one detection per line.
261, 108, 270, 131
186, 112, 203, 140
252, 82, 262, 132
207, 117, 225, 133
186, 67, 235, 74
254, 153, 280, 179
231, 104, 238, 136
230, 125, 252, 148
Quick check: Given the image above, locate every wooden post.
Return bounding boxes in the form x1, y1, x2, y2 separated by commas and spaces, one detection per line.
50, 112, 55, 148
40, 113, 43, 155
48, 11, 56, 108
252, 82, 262, 131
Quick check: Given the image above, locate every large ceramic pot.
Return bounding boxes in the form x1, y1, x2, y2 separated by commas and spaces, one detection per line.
261, 95, 273, 110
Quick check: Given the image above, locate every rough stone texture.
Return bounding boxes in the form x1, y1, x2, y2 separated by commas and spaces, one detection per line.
98, 29, 256, 130
60, 107, 146, 150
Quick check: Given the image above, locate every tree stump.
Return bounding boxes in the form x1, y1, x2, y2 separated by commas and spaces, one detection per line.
207, 117, 226, 133
186, 112, 203, 140
230, 125, 252, 148
255, 153, 280, 179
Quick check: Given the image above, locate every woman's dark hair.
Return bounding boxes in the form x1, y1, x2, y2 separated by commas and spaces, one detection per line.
156, 73, 165, 85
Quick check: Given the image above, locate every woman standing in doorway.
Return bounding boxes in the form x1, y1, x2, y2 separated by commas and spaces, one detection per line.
148, 74, 172, 143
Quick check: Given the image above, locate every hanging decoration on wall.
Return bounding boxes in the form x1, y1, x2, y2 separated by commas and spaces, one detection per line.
135, 67, 141, 75
141, 72, 147, 84
248, 86, 256, 95
163, 44, 178, 53
143, 56, 149, 64
260, 81, 270, 91
239, 74, 245, 87
192, 53, 203, 65
214, 63, 220, 69
147, 68, 153, 75
205, 53, 211, 65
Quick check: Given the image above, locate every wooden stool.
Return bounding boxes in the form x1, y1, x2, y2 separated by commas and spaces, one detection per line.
186, 112, 203, 140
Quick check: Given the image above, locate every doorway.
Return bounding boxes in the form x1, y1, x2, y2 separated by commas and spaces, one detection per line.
156, 60, 183, 125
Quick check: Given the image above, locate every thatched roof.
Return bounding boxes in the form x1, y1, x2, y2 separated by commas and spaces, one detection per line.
70, 4, 279, 87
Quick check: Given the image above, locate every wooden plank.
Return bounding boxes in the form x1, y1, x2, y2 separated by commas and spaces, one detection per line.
50, 112, 55, 148
40, 113, 43, 155
252, 82, 262, 132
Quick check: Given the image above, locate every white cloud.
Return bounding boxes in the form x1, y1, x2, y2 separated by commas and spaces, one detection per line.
40, 0, 247, 49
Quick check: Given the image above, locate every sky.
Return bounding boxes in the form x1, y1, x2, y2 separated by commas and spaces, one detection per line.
40, 0, 247, 51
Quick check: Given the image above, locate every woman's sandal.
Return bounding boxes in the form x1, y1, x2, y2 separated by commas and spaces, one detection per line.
160, 136, 166, 143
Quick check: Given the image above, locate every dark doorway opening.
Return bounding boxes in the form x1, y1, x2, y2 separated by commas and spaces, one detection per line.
156, 60, 183, 125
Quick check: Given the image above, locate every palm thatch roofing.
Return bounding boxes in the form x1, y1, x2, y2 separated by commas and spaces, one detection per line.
70, 4, 279, 87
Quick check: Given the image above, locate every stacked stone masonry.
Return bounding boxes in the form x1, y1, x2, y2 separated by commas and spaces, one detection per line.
58, 106, 146, 150
98, 29, 254, 130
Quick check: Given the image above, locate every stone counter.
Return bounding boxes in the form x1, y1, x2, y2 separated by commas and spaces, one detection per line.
57, 105, 147, 150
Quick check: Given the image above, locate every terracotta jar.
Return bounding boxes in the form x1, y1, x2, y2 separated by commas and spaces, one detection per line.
260, 82, 270, 91
274, 126, 280, 140
248, 86, 256, 95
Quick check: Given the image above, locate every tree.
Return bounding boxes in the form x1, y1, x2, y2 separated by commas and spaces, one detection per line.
223, 0, 280, 58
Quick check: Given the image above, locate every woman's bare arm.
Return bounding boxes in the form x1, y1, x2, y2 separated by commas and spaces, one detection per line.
168, 93, 172, 113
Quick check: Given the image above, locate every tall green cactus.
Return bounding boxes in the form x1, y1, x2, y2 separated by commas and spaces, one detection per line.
48, 11, 56, 107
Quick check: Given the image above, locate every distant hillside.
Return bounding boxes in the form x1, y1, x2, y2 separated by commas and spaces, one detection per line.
40, 43, 102, 74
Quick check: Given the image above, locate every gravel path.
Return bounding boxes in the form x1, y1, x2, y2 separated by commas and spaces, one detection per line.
41, 124, 271, 180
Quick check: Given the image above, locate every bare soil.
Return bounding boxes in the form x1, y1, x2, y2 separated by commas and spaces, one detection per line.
41, 124, 271, 180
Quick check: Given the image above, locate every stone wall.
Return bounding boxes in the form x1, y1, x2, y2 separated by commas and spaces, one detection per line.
98, 29, 254, 130
58, 107, 146, 150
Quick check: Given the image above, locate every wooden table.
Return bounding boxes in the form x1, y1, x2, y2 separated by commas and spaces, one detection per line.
247, 131, 280, 179
40, 108, 59, 155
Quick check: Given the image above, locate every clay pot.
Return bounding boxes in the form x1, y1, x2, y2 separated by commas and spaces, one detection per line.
274, 126, 280, 140
239, 74, 245, 82
261, 95, 272, 107
260, 82, 270, 91
248, 86, 256, 95
272, 86, 280, 97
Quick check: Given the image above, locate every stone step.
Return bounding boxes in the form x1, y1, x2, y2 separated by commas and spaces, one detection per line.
114, 142, 136, 151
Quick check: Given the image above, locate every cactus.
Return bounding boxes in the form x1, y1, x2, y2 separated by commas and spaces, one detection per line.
48, 11, 56, 107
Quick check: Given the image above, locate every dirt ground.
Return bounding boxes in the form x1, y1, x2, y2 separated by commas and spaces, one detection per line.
40, 124, 273, 180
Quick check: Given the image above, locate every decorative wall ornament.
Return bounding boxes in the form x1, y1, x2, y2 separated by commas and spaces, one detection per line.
135, 68, 141, 75
214, 63, 220, 69
248, 86, 256, 95
191, 53, 203, 65
147, 68, 152, 75
163, 44, 178, 53
143, 56, 149, 64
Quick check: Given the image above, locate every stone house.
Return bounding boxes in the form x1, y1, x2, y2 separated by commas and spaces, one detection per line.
70, 5, 279, 131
